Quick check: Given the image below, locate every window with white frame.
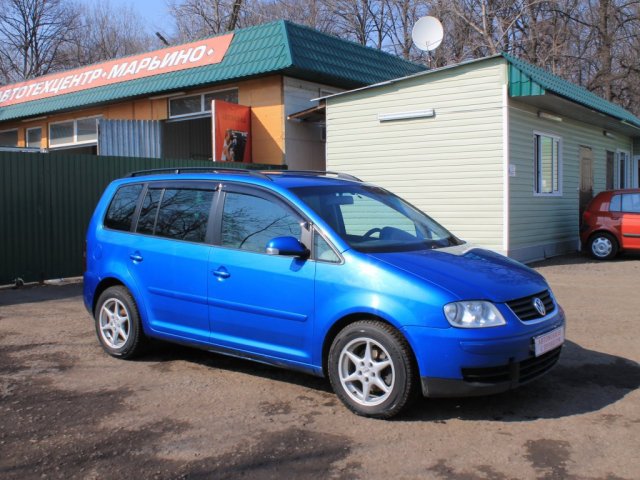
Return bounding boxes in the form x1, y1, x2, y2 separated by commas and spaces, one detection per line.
534, 133, 562, 195
616, 150, 630, 188
0, 129, 18, 147
49, 116, 100, 148
169, 89, 238, 119
26, 127, 42, 148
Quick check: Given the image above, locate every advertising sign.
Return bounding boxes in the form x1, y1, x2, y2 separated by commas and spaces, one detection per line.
0, 34, 234, 108
212, 100, 251, 163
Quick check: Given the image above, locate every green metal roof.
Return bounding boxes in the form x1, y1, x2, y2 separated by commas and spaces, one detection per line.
0, 21, 424, 123
504, 52, 640, 128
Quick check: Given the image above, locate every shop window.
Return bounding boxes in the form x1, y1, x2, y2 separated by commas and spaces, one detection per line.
534, 133, 562, 195
169, 95, 201, 117
169, 88, 238, 119
76, 118, 99, 143
27, 127, 42, 148
203, 90, 238, 111
49, 117, 100, 148
0, 129, 18, 147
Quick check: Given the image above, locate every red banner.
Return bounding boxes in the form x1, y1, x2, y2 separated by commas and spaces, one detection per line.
0, 34, 234, 108
212, 100, 252, 163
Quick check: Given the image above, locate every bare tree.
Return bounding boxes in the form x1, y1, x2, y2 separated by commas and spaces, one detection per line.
0, 0, 77, 83
61, 1, 156, 68
168, 0, 247, 41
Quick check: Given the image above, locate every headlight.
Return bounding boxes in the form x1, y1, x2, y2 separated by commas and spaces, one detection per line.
443, 301, 506, 328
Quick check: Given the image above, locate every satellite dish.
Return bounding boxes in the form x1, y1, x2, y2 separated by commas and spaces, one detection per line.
411, 16, 444, 52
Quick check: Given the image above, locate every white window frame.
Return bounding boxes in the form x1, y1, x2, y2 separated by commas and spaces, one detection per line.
0, 128, 19, 147
615, 149, 631, 189
533, 131, 563, 197
26, 127, 42, 148
168, 88, 239, 120
633, 155, 640, 188
48, 115, 101, 149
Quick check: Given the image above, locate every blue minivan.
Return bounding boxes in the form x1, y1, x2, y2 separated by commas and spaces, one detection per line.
84, 169, 565, 418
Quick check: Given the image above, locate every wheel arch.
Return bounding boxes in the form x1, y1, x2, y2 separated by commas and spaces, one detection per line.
321, 313, 418, 378
588, 228, 619, 245
92, 277, 126, 314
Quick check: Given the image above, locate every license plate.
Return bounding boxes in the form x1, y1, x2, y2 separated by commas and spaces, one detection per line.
534, 326, 564, 357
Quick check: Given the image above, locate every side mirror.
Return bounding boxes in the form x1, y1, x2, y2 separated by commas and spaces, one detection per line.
265, 236, 309, 258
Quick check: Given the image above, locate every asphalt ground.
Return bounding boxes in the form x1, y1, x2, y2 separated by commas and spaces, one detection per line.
1, 253, 639, 479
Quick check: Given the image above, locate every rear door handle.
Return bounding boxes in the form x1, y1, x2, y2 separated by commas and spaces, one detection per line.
129, 253, 143, 263
212, 267, 230, 279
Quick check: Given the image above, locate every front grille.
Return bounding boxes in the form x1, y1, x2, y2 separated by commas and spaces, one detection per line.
506, 290, 555, 321
461, 347, 562, 385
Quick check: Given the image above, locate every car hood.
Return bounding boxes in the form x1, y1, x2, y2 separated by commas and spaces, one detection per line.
369, 244, 548, 303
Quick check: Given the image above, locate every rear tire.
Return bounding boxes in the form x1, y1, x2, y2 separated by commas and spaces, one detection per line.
588, 232, 618, 260
328, 320, 417, 419
94, 286, 146, 359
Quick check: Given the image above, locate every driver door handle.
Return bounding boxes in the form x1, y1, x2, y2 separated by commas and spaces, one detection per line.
212, 267, 230, 279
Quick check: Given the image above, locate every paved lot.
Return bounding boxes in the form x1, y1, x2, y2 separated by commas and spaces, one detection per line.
1, 254, 639, 479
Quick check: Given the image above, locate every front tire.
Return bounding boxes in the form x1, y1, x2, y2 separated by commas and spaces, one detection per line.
328, 320, 417, 419
588, 232, 618, 260
94, 286, 146, 359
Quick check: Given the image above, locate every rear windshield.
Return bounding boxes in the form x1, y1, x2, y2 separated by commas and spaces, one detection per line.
291, 184, 463, 253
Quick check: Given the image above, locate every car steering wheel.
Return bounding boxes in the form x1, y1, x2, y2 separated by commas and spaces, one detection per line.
363, 227, 382, 239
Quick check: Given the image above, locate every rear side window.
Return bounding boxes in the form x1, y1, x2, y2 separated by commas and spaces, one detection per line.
155, 189, 214, 242
104, 184, 143, 231
135, 187, 214, 242
609, 195, 621, 212
621, 194, 640, 213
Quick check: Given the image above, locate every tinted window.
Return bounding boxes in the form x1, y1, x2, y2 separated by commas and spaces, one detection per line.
314, 232, 340, 263
609, 195, 621, 212
292, 185, 461, 253
104, 184, 143, 231
136, 189, 162, 235
221, 192, 301, 253
621, 194, 640, 213
155, 189, 214, 242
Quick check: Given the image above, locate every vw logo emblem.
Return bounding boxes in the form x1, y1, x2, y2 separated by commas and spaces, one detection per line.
533, 298, 546, 316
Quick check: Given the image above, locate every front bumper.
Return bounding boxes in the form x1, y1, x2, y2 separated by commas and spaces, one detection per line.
421, 346, 562, 397
402, 307, 565, 398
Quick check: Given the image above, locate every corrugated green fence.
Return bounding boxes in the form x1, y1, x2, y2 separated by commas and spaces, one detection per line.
0, 151, 283, 285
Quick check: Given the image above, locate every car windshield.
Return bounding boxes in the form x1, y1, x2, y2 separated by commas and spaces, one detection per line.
291, 184, 463, 253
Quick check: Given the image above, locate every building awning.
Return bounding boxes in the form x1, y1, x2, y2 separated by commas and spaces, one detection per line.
287, 104, 326, 123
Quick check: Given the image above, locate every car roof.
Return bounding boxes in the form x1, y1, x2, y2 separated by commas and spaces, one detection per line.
595, 188, 640, 198
118, 168, 364, 190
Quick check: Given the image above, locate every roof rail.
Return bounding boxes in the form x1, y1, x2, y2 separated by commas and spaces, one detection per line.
264, 170, 362, 182
127, 167, 272, 180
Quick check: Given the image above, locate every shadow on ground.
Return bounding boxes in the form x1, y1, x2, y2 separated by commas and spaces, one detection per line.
529, 251, 640, 268
141, 339, 640, 423
405, 340, 640, 422
0, 342, 356, 480
0, 282, 82, 307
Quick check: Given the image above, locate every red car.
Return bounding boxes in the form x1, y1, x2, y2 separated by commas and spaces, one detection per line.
581, 189, 640, 260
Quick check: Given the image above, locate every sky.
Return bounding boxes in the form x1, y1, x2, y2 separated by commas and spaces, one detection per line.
77, 0, 175, 38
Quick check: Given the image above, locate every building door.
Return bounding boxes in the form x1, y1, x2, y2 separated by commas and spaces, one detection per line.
579, 146, 594, 218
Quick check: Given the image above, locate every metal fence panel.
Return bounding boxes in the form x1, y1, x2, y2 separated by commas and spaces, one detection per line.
0, 152, 283, 285
98, 119, 163, 158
